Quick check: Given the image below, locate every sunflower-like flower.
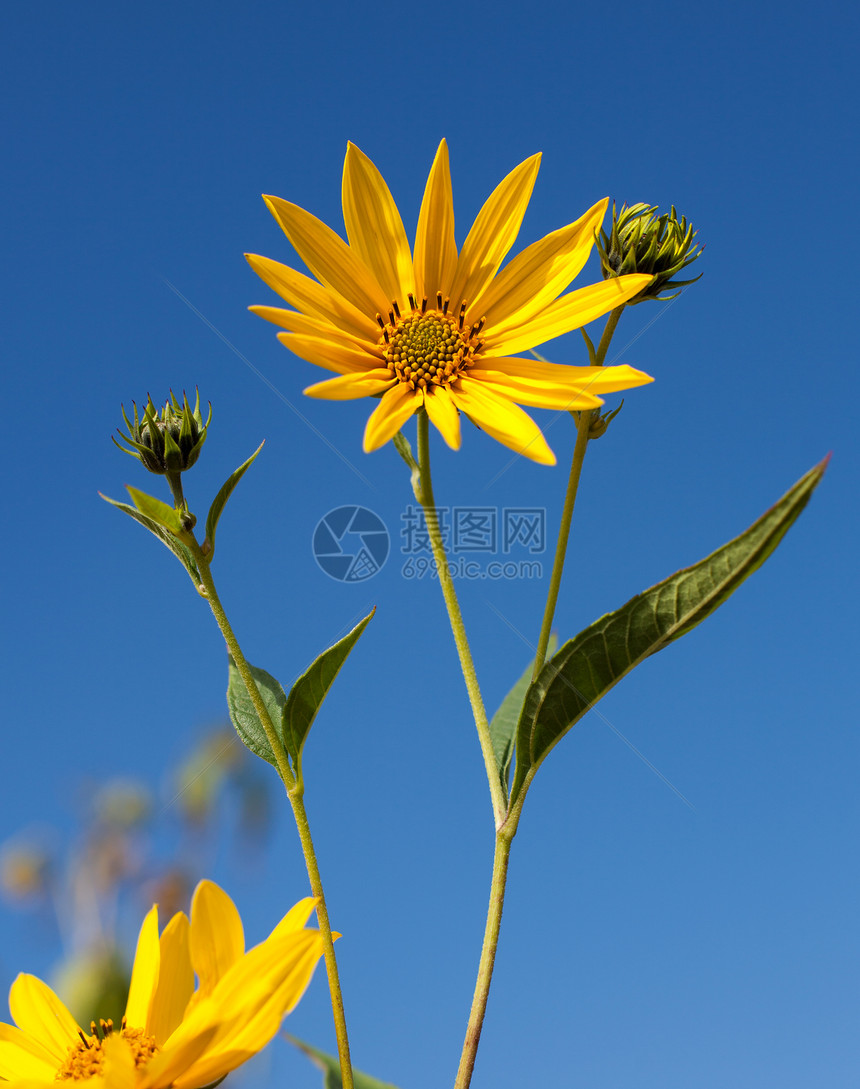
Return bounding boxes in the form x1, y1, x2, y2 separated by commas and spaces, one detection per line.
247, 141, 655, 465
0, 881, 324, 1089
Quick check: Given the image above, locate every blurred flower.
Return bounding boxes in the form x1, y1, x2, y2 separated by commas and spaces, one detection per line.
248, 141, 654, 466
597, 202, 703, 302
0, 881, 324, 1089
92, 781, 153, 831
0, 843, 50, 902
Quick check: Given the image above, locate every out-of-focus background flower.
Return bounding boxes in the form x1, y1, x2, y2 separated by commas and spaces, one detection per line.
2, 2, 857, 1088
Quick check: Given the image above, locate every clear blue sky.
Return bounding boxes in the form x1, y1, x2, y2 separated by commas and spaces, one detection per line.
2, 1, 858, 1087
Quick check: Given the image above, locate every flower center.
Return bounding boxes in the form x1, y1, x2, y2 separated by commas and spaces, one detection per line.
55, 1019, 159, 1081
378, 294, 485, 390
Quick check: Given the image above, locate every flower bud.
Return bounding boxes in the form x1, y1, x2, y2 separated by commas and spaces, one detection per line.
597, 203, 703, 302
113, 391, 211, 475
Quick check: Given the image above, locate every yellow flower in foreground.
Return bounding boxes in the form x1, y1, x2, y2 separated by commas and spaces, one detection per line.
247, 141, 655, 465
0, 881, 324, 1089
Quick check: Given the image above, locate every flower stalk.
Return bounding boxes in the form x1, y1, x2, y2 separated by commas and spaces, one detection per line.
191, 547, 355, 1089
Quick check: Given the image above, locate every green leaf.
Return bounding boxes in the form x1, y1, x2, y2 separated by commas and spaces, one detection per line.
510, 458, 828, 803
283, 610, 375, 770
125, 485, 190, 537
203, 442, 264, 559
100, 492, 201, 583
488, 635, 557, 799
286, 1036, 402, 1089
226, 658, 288, 769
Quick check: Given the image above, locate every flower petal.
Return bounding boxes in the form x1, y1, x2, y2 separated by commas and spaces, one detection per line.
263, 196, 389, 318
189, 882, 244, 1004
245, 254, 378, 341
148, 912, 194, 1046
267, 897, 318, 940
304, 371, 395, 400
124, 905, 160, 1033
483, 357, 654, 395
0, 1023, 60, 1080
423, 386, 462, 450
342, 143, 414, 306
449, 154, 541, 310
8, 976, 80, 1063
248, 306, 371, 349
449, 378, 556, 465
363, 384, 422, 452
101, 1035, 138, 1089
277, 333, 382, 375
484, 274, 653, 356
414, 140, 457, 304
470, 198, 608, 328
138, 1002, 220, 1089
465, 370, 603, 411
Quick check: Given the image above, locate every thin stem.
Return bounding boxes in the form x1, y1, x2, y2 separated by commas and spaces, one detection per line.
286, 788, 354, 1089
414, 411, 506, 825
193, 553, 354, 1089
453, 831, 513, 1089
531, 306, 626, 679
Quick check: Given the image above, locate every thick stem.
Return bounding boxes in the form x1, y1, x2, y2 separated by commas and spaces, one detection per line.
414, 412, 506, 825
453, 831, 513, 1089
194, 555, 354, 1089
531, 306, 626, 679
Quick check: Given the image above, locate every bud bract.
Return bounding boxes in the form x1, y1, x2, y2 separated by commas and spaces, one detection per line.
113, 391, 211, 476
597, 203, 703, 302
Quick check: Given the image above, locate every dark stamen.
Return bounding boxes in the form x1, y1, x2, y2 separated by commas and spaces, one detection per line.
442, 297, 450, 315
458, 302, 467, 330
392, 300, 401, 319
376, 314, 385, 329
408, 293, 417, 311
436, 291, 443, 310
78, 1031, 90, 1048
383, 329, 390, 343
421, 296, 428, 314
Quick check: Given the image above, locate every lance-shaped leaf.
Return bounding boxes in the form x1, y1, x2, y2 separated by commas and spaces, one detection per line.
203, 441, 265, 559
125, 485, 193, 538
226, 658, 288, 769
287, 1036, 402, 1089
100, 493, 201, 583
510, 458, 828, 804
489, 635, 557, 799
283, 610, 375, 771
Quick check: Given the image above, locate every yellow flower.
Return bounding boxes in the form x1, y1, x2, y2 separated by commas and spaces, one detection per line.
0, 881, 325, 1089
247, 141, 655, 465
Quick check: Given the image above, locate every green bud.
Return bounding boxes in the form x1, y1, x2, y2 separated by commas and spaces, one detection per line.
113, 390, 211, 475
597, 203, 703, 302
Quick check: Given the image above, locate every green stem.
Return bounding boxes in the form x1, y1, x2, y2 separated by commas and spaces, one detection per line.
453, 830, 513, 1089
193, 552, 354, 1089
531, 306, 625, 679
414, 412, 506, 825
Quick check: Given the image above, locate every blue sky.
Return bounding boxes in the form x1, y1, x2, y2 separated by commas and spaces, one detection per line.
2, 1, 858, 1087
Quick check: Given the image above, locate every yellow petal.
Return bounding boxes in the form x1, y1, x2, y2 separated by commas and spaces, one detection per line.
414, 140, 457, 303
148, 912, 194, 1046
342, 143, 414, 306
189, 882, 244, 1003
248, 306, 371, 349
470, 198, 608, 328
423, 386, 462, 450
124, 905, 160, 1033
0, 1023, 59, 1080
449, 154, 541, 310
139, 1005, 219, 1089
267, 897, 318, 940
482, 357, 654, 395
101, 1035, 137, 1089
304, 371, 395, 400
484, 274, 653, 356
449, 378, 556, 465
277, 333, 382, 375
466, 370, 603, 411
8, 975, 80, 1062
363, 384, 422, 452
264, 196, 389, 318
170, 937, 324, 1089
245, 254, 378, 341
